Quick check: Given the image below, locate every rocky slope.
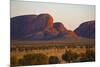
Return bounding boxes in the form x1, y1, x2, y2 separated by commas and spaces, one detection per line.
74, 20, 95, 39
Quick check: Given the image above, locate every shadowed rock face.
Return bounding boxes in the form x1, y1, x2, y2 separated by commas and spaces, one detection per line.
11, 14, 54, 40
74, 20, 95, 39
53, 22, 67, 32
11, 15, 37, 39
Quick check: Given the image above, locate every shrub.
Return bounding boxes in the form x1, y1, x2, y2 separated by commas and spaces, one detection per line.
19, 53, 48, 65
62, 50, 78, 63
79, 49, 95, 62
10, 55, 19, 66
48, 56, 60, 64
86, 49, 95, 61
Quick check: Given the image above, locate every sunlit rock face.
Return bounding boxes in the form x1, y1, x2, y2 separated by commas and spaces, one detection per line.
34, 14, 54, 32
53, 22, 79, 40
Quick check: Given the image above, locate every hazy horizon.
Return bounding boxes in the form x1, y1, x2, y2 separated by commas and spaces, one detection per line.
11, 1, 95, 30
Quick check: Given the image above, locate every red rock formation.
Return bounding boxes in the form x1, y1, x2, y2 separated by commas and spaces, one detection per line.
74, 20, 95, 39
11, 13, 79, 41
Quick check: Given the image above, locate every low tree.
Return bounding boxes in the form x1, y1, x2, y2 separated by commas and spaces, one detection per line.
48, 56, 60, 64
62, 50, 78, 63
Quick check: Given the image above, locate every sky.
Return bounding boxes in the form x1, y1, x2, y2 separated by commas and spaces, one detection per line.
11, 1, 95, 31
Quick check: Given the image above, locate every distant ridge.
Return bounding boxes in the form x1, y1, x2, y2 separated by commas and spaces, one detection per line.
11, 13, 95, 41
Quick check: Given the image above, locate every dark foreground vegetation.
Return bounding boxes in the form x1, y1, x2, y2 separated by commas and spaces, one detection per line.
11, 46, 95, 66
